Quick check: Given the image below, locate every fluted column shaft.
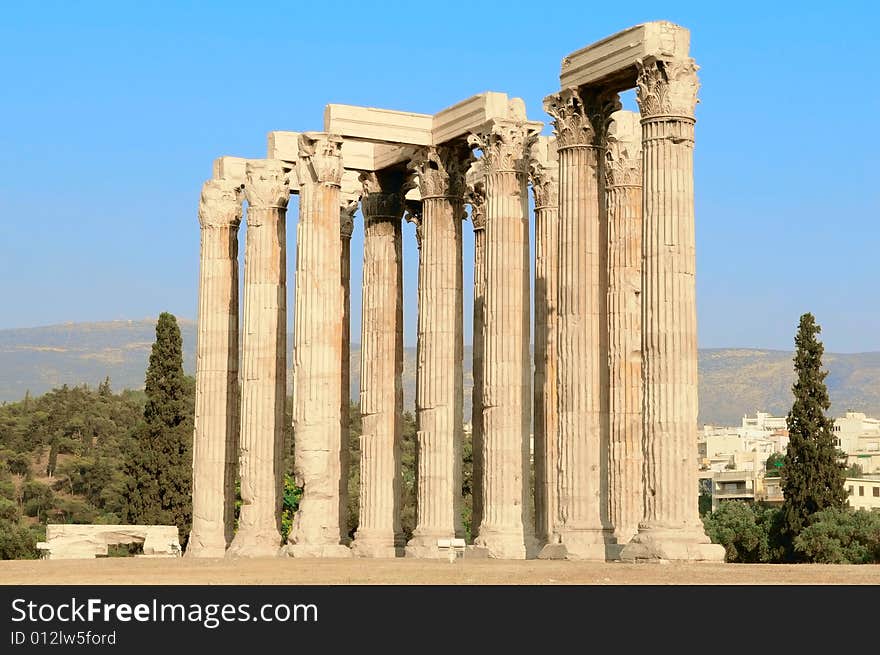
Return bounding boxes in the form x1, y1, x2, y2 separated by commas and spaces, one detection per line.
287, 135, 350, 556
470, 122, 536, 559
542, 89, 618, 559
353, 182, 405, 557
605, 112, 643, 544
470, 209, 486, 540
227, 160, 289, 558
340, 206, 355, 543
187, 178, 242, 558
621, 56, 723, 561
530, 137, 559, 546
406, 145, 468, 557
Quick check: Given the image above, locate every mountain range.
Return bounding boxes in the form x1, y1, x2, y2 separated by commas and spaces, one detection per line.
1, 319, 878, 427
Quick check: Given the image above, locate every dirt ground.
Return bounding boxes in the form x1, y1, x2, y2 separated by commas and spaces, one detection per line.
2, 557, 879, 585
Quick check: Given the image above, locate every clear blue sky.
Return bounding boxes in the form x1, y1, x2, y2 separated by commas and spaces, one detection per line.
1, 1, 877, 352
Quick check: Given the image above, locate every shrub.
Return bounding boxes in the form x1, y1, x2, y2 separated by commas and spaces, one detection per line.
0, 519, 39, 559
794, 508, 880, 564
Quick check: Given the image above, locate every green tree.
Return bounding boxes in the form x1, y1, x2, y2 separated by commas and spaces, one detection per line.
765, 452, 785, 475
794, 507, 880, 564
121, 313, 193, 544
98, 376, 112, 397
0, 519, 39, 559
779, 313, 847, 560
844, 462, 863, 478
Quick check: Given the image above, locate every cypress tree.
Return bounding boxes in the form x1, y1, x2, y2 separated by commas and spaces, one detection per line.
121, 313, 193, 544
779, 313, 847, 559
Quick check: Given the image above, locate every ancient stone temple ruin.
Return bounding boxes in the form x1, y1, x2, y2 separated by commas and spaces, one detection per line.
186, 21, 725, 562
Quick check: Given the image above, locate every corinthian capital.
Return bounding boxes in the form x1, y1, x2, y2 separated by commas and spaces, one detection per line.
408, 143, 472, 200
605, 111, 642, 187
198, 178, 244, 228
340, 199, 358, 239
359, 171, 405, 220
529, 136, 559, 209
636, 56, 700, 118
464, 159, 486, 231
543, 88, 621, 149
244, 160, 290, 213
403, 201, 423, 249
543, 88, 592, 148
467, 119, 539, 175
296, 133, 344, 187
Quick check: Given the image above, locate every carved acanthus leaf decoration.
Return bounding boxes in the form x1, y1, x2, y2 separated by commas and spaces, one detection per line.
359, 171, 404, 220
198, 178, 244, 228
528, 137, 559, 209
464, 159, 486, 230
244, 160, 290, 214
605, 112, 642, 187
340, 199, 358, 238
583, 89, 622, 147
468, 119, 537, 175
636, 57, 700, 118
296, 133, 343, 187
403, 201, 423, 249
408, 143, 472, 199
543, 88, 594, 148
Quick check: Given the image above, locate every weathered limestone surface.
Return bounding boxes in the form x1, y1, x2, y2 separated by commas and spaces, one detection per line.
619, 56, 723, 562
605, 111, 643, 544
186, 178, 242, 558
559, 21, 691, 91
324, 93, 520, 148
38, 525, 181, 560
405, 144, 470, 558
340, 199, 356, 547
469, 119, 539, 559
352, 172, 406, 558
285, 134, 352, 558
529, 136, 559, 546
465, 162, 486, 539
227, 160, 289, 558
540, 88, 619, 560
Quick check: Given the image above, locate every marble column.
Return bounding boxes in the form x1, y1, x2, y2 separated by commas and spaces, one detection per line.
227, 160, 290, 558
605, 111, 643, 544
529, 137, 559, 547
340, 200, 356, 544
187, 178, 242, 558
468, 121, 538, 559
285, 134, 351, 557
540, 88, 618, 560
620, 57, 724, 561
352, 172, 406, 557
405, 144, 470, 558
465, 165, 486, 542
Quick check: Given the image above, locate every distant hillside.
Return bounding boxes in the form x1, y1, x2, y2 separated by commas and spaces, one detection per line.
1, 320, 878, 426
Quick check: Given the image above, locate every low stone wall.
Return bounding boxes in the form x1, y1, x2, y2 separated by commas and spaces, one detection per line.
37, 524, 181, 560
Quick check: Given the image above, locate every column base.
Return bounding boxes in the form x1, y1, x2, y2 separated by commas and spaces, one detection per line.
538, 529, 618, 561
473, 531, 540, 560
618, 526, 726, 563
280, 544, 353, 558
350, 541, 405, 558
184, 528, 227, 558
404, 532, 458, 559
613, 526, 639, 546
183, 540, 226, 559
225, 529, 282, 558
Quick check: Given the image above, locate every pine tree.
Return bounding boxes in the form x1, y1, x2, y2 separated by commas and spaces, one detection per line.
780, 313, 847, 560
121, 313, 193, 543
98, 376, 112, 397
